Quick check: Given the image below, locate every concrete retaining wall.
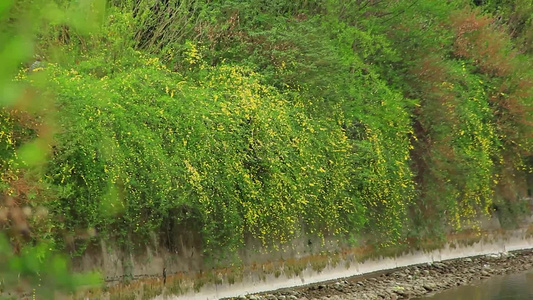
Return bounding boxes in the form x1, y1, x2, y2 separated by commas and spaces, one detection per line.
72, 214, 533, 299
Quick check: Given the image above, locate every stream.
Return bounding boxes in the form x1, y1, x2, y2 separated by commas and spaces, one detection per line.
416, 268, 533, 300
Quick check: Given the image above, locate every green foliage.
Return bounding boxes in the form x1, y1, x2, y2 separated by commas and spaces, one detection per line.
41, 48, 366, 254
356, 1, 533, 236
1, 1, 104, 297
477, 0, 533, 53
0, 233, 101, 297
1, 0, 532, 272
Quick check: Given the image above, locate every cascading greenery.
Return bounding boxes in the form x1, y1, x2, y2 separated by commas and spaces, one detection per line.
41, 47, 368, 254
1, 0, 532, 259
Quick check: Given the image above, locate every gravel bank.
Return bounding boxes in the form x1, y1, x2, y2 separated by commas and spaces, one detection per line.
228, 249, 533, 300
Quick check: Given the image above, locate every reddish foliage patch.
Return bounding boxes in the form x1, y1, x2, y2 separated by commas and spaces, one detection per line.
451, 9, 514, 77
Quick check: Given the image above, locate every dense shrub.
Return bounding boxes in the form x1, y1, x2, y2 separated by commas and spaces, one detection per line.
1, 0, 532, 258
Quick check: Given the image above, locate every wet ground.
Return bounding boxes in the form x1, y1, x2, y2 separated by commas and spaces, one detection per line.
415, 268, 533, 300
231, 249, 533, 300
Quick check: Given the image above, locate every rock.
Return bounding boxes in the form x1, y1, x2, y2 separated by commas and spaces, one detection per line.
391, 286, 410, 297
434, 262, 446, 269
29, 60, 43, 72
334, 281, 345, 288
486, 253, 500, 260
246, 251, 533, 300
394, 290, 411, 297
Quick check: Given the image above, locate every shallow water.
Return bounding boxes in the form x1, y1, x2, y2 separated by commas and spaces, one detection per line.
416, 269, 533, 300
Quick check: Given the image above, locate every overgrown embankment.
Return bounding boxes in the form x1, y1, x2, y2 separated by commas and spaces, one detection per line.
1, 1, 532, 294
